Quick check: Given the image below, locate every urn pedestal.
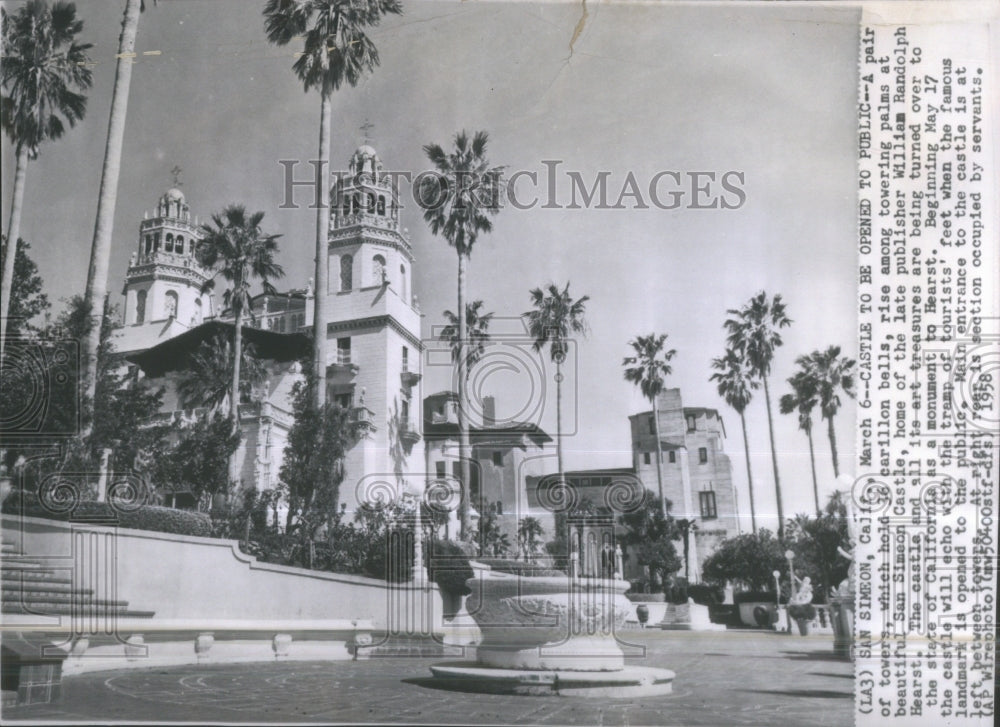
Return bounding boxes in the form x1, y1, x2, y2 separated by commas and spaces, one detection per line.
430, 572, 675, 697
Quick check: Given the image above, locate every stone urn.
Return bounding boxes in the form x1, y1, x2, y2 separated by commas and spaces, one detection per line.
636, 604, 650, 626
463, 571, 632, 671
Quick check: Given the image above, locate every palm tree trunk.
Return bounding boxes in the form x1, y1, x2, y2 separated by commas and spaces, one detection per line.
762, 375, 785, 541
313, 92, 331, 410
827, 415, 840, 478
81, 0, 142, 435
556, 359, 564, 487
456, 252, 471, 539
807, 426, 820, 515
740, 412, 757, 534
1, 145, 29, 366
229, 301, 243, 487
651, 394, 666, 518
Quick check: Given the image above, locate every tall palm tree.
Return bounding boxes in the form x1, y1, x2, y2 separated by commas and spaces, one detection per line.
622, 333, 676, 519
524, 282, 589, 504
177, 333, 266, 415
264, 0, 403, 411
1, 0, 92, 365
196, 205, 284, 481
440, 300, 493, 371
418, 130, 504, 539
801, 345, 856, 478
724, 292, 792, 540
710, 349, 760, 533
517, 516, 544, 559
81, 0, 149, 434
780, 369, 821, 515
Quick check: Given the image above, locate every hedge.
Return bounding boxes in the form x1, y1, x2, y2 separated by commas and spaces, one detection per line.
2, 491, 213, 538
733, 590, 778, 605
427, 539, 474, 596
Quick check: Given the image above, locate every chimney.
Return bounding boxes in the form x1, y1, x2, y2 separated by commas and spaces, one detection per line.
482, 396, 496, 427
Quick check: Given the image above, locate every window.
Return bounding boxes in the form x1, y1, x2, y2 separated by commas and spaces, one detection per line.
648, 416, 656, 435
699, 491, 717, 519
401, 398, 410, 426
165, 233, 174, 253
435, 461, 447, 478
492, 451, 503, 467
401, 346, 409, 371
377, 195, 386, 215
144, 235, 152, 255
669, 450, 676, 464
643, 452, 651, 465
400, 265, 407, 300
340, 254, 353, 291
176, 235, 185, 253
337, 337, 351, 364
699, 447, 708, 464
334, 392, 352, 409
192, 298, 202, 325
687, 415, 697, 431
372, 254, 386, 285
135, 290, 147, 324
164, 290, 178, 319
154, 233, 161, 251
495, 500, 503, 515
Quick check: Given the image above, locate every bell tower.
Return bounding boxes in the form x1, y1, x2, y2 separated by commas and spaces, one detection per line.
326, 144, 424, 511
122, 186, 214, 329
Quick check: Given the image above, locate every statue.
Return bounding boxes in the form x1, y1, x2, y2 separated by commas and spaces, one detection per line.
790, 576, 813, 605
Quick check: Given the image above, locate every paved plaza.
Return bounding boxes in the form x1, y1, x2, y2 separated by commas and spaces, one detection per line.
4, 630, 853, 725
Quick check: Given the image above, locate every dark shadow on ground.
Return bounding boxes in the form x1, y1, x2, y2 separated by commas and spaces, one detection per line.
808, 671, 854, 679
780, 650, 850, 662
737, 689, 852, 699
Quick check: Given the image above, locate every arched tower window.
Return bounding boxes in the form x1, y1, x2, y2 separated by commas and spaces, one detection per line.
377, 195, 386, 215
351, 195, 359, 215
372, 255, 386, 286
165, 233, 174, 253
366, 193, 375, 212
154, 233, 161, 251
400, 264, 406, 300
144, 235, 151, 255
340, 254, 353, 291
176, 235, 185, 254
135, 290, 147, 325
192, 298, 202, 325
164, 290, 178, 319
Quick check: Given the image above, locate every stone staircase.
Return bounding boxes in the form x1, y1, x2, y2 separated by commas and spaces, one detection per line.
1, 535, 155, 706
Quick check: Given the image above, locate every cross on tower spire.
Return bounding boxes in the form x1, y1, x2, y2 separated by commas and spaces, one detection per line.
360, 119, 374, 146
170, 165, 183, 187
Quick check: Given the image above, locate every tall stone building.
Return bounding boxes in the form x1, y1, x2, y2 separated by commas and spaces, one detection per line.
117, 145, 427, 511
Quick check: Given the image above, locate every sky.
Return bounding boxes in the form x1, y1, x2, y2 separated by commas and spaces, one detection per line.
2, 0, 862, 534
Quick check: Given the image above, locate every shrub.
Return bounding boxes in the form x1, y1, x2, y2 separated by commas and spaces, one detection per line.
666, 582, 723, 605
3, 491, 213, 537
733, 590, 777, 605
427, 539, 474, 597
788, 603, 817, 620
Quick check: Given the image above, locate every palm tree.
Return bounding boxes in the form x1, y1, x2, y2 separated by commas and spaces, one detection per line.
1, 0, 92, 365
780, 369, 821, 515
196, 205, 284, 481
177, 333, 266, 415
710, 349, 760, 533
264, 0, 402, 411
622, 333, 676, 519
81, 0, 150, 434
440, 300, 493, 371
524, 282, 589, 503
418, 130, 504, 539
724, 292, 792, 540
801, 345, 856, 477
517, 516, 544, 559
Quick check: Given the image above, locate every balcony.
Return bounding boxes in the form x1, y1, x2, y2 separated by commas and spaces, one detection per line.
350, 405, 376, 431
398, 419, 421, 446
328, 350, 359, 376
400, 362, 421, 387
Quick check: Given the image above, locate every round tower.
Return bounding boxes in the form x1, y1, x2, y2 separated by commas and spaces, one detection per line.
122, 187, 214, 327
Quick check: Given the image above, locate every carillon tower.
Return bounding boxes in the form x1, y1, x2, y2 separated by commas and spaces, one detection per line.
325, 144, 425, 511
122, 186, 214, 330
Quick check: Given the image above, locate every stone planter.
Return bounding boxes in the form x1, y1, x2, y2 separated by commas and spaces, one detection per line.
636, 604, 650, 625
794, 617, 810, 636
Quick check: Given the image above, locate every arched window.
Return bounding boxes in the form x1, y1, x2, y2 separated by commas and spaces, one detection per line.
135, 290, 147, 324
192, 298, 202, 325
164, 290, 178, 319
340, 254, 353, 291
176, 235, 185, 253
154, 233, 161, 251
400, 264, 406, 300
367, 193, 375, 211
144, 235, 152, 255
165, 233, 174, 253
372, 255, 386, 286
377, 196, 386, 215
351, 195, 359, 215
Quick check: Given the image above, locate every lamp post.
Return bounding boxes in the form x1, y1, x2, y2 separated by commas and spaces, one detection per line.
772, 569, 781, 631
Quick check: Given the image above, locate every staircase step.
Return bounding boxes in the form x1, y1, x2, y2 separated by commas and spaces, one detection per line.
2, 572, 74, 585
3, 594, 128, 607
1, 602, 134, 617
3, 583, 95, 597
